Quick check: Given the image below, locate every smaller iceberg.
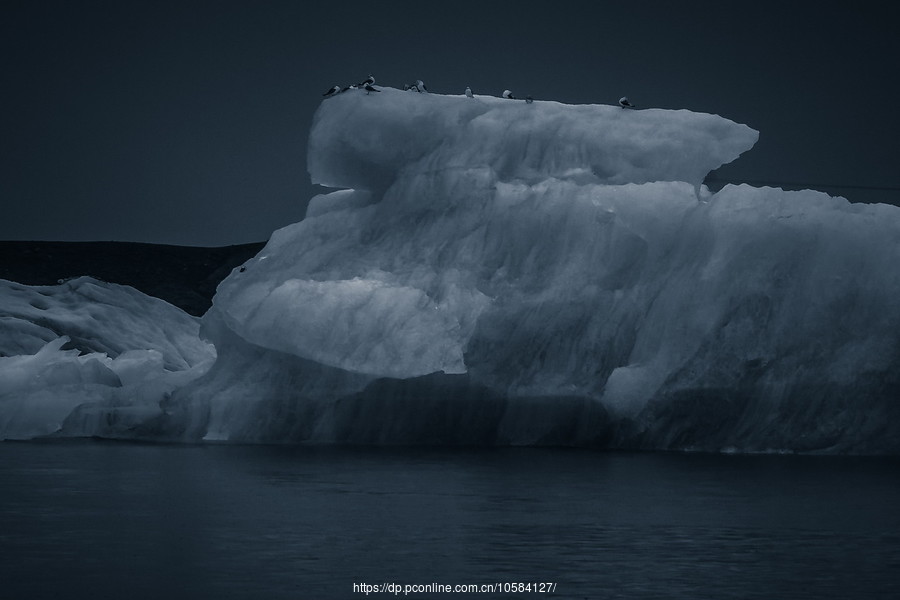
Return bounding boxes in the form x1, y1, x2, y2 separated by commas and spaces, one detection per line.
0, 277, 214, 439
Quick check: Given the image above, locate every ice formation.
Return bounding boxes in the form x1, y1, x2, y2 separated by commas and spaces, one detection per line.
0, 277, 214, 439
3, 88, 899, 453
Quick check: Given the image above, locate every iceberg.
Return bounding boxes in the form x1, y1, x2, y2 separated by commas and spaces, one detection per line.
5, 88, 899, 453
163, 89, 898, 453
0, 277, 214, 439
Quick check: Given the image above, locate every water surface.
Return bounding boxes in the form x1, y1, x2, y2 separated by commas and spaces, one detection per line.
1, 441, 897, 599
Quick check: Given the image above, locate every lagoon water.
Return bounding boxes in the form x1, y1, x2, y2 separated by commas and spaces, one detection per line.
1, 441, 898, 599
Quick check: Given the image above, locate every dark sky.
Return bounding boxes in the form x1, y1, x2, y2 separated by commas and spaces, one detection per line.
3, 0, 899, 246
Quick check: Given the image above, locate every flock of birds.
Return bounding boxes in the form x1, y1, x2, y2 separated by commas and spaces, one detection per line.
323, 75, 637, 109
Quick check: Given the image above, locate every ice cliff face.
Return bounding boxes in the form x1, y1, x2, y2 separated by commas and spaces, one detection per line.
164, 89, 897, 453
8, 89, 899, 453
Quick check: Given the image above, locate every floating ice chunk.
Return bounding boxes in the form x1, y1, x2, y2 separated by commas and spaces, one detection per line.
0, 278, 215, 440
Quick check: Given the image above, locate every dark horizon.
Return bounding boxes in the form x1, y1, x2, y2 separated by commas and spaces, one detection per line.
4, 0, 899, 246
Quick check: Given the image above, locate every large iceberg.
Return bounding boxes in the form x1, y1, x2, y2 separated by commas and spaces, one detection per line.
5, 88, 899, 453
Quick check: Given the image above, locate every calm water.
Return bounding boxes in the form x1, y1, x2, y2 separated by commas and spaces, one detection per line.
0, 441, 898, 599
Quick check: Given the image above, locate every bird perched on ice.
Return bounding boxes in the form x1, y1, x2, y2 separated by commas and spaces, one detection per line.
358, 74, 375, 87
341, 84, 358, 93
465, 86, 474, 98
525, 95, 533, 104
364, 83, 380, 94
502, 89, 515, 99
618, 96, 635, 109
322, 85, 341, 98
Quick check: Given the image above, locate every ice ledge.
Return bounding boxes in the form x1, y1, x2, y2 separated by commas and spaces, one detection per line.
308, 88, 759, 194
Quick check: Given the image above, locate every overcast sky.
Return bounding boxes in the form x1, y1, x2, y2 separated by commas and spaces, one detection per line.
3, 0, 899, 246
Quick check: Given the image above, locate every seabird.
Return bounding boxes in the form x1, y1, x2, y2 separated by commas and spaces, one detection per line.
364, 83, 380, 94
525, 95, 533, 104
341, 84, 358, 93
358, 74, 375, 87
619, 96, 635, 109
415, 79, 428, 93
502, 89, 515, 99
465, 86, 474, 98
322, 85, 341, 98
